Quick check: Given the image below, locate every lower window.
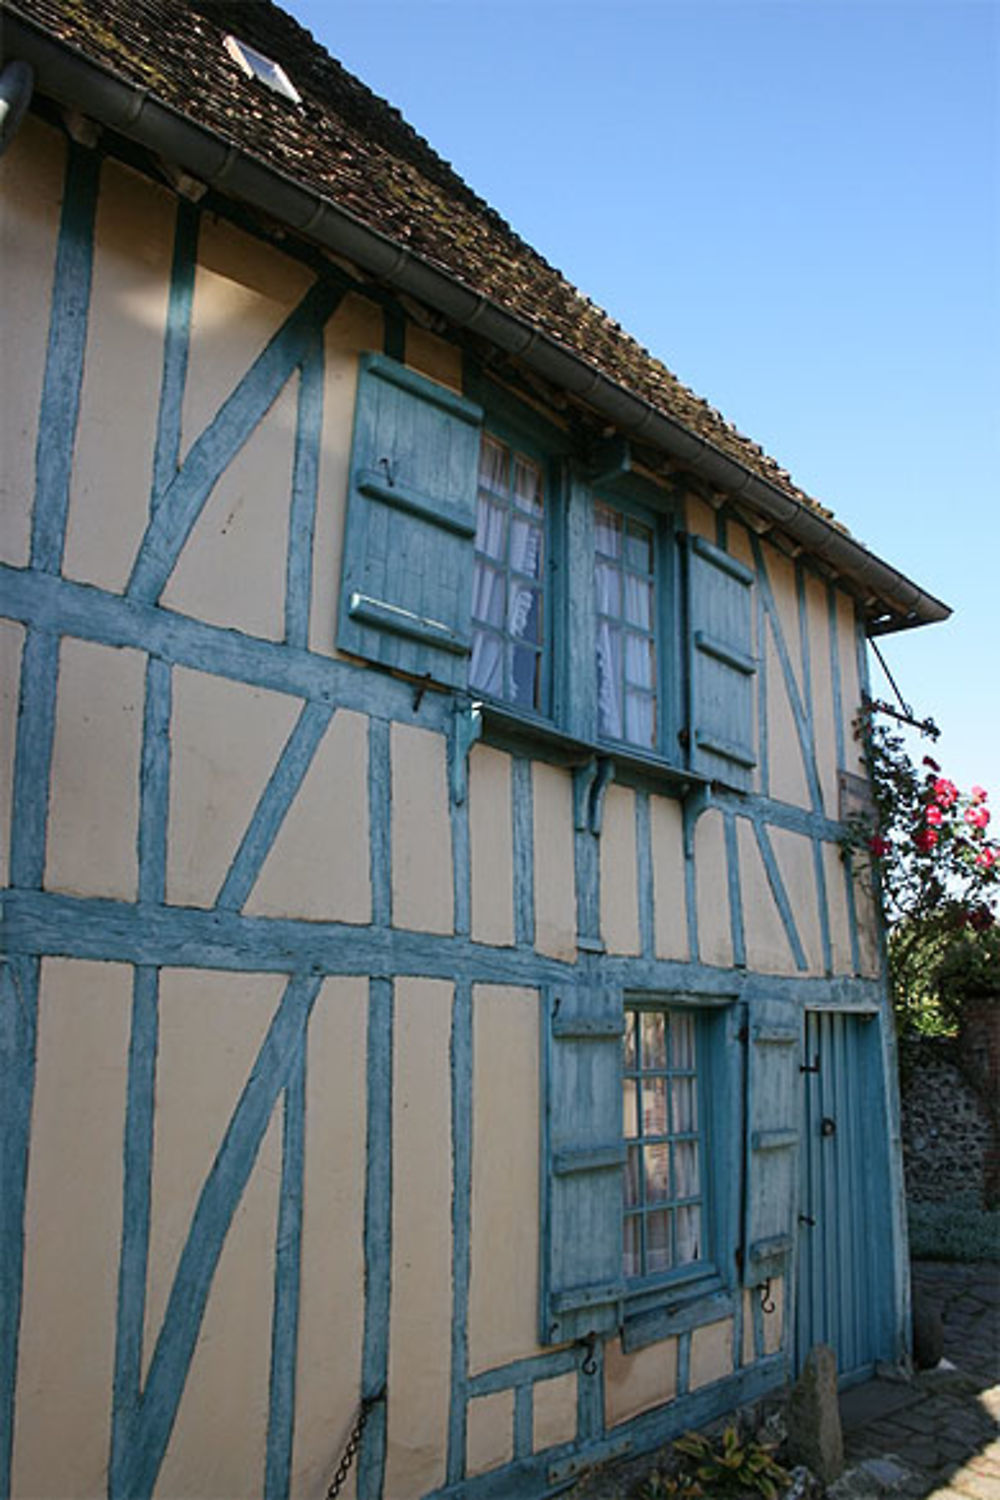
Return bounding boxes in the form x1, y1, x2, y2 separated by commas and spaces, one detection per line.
623, 1005, 707, 1281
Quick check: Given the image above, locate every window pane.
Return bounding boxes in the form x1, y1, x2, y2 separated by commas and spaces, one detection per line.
594, 503, 621, 558
675, 1140, 700, 1198
511, 517, 543, 580
624, 1215, 642, 1278
642, 1077, 667, 1136
671, 1077, 697, 1135
509, 644, 540, 707
512, 454, 543, 516
625, 1145, 641, 1207
472, 563, 505, 627
472, 433, 545, 712
676, 1205, 701, 1265
644, 1143, 670, 1203
623, 1078, 638, 1138
595, 560, 621, 616
623, 1012, 637, 1070
469, 633, 502, 696
508, 582, 542, 644
624, 633, 654, 689
646, 1211, 672, 1272
640, 1011, 666, 1071
596, 624, 622, 739
625, 521, 652, 572
625, 690, 655, 749
475, 496, 507, 558
479, 435, 508, 493
671, 1012, 696, 1070
624, 573, 652, 629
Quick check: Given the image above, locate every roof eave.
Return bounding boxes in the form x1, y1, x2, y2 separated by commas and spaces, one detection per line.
1, 5, 951, 635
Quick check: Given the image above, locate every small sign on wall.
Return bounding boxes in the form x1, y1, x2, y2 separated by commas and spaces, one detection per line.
839, 770, 875, 824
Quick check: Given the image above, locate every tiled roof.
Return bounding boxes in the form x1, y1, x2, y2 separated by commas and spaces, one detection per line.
6, 0, 834, 522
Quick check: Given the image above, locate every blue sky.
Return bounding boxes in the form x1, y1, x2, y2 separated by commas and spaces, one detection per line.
293, 0, 999, 799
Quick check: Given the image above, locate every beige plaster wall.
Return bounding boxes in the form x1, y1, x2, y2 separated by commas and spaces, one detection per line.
835, 591, 867, 778
533, 1371, 578, 1453
290, 977, 368, 1499
469, 985, 542, 1374
391, 722, 454, 934
167, 666, 300, 908
467, 1390, 514, 1477
12, 959, 130, 1500
689, 1318, 734, 1391
0, 117, 65, 569
245, 708, 371, 923
533, 760, 577, 961
385, 979, 454, 1499
651, 794, 688, 961
44, 636, 144, 901
806, 573, 839, 819
823, 840, 855, 975
161, 378, 297, 639
694, 808, 732, 968
406, 325, 463, 391
309, 294, 384, 658
765, 623, 811, 809
142, 970, 283, 1386
770, 826, 825, 975
737, 818, 797, 975
600, 784, 640, 955
605, 1336, 678, 1427
0, 619, 25, 888
63, 158, 174, 594
180, 214, 314, 456
469, 745, 515, 946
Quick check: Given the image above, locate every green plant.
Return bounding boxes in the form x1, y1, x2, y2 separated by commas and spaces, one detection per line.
908, 1200, 1000, 1263
843, 700, 999, 1035
669, 1425, 789, 1500
637, 1472, 702, 1500
936, 927, 1000, 1017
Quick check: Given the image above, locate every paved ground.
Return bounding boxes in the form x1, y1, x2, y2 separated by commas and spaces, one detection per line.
838, 1259, 1000, 1500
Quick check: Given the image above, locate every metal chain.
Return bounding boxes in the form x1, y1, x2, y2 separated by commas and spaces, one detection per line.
326, 1391, 383, 1499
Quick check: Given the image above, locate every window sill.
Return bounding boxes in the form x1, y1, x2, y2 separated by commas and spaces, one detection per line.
620, 1275, 734, 1353
473, 700, 710, 803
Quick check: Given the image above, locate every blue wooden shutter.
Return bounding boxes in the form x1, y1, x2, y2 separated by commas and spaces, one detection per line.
742, 995, 800, 1285
686, 536, 757, 790
541, 983, 626, 1345
337, 352, 483, 686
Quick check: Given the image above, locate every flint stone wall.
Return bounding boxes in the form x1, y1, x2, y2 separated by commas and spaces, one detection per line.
900, 1004, 1000, 1208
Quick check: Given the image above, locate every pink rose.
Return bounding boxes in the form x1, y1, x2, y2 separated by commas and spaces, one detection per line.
933, 778, 958, 808
965, 805, 990, 830
925, 805, 944, 827
971, 786, 988, 804
868, 836, 890, 858
976, 848, 996, 870
914, 828, 938, 852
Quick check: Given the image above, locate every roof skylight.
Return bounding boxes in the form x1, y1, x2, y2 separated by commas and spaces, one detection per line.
223, 35, 302, 105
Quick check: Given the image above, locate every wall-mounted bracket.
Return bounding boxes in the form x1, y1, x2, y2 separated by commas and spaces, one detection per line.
573, 755, 615, 835
682, 782, 713, 858
450, 700, 483, 806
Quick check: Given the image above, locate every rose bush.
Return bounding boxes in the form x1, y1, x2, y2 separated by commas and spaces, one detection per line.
845, 698, 999, 1033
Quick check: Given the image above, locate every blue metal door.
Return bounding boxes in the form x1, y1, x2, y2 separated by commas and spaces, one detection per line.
795, 1010, 893, 1386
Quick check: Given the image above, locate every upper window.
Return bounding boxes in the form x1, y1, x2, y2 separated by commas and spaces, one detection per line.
337, 354, 757, 791
623, 1006, 706, 1281
594, 501, 658, 750
470, 433, 546, 712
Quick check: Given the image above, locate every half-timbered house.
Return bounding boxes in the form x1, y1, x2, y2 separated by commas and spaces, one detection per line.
0, 2, 950, 1496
